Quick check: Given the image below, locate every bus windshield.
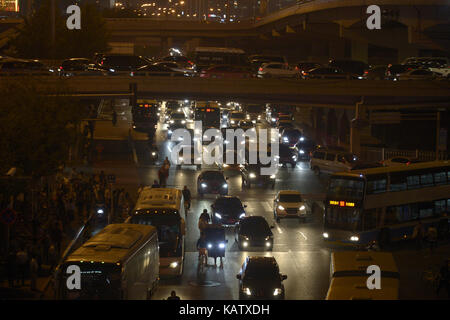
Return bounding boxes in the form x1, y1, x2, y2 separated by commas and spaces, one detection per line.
328, 177, 364, 200
130, 214, 181, 258
60, 262, 122, 300
325, 206, 361, 231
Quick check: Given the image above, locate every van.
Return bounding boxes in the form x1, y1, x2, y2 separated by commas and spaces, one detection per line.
310, 148, 358, 175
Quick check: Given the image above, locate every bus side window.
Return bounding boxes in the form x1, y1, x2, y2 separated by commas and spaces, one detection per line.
434, 200, 446, 216
389, 172, 407, 191
433, 170, 447, 185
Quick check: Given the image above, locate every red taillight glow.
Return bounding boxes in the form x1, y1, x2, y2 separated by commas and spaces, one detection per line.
259, 67, 263, 72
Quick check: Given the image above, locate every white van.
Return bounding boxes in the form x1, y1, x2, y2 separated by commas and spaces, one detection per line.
310, 148, 358, 175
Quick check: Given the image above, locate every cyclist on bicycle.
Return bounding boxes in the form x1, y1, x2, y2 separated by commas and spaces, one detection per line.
182, 185, 191, 210
196, 232, 208, 265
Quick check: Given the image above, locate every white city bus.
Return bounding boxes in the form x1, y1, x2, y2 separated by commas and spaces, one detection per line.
323, 161, 450, 247
126, 187, 186, 277
57, 223, 159, 300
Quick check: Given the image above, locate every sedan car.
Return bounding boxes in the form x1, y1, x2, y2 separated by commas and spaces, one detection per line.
238, 120, 256, 131
211, 196, 247, 226
397, 69, 437, 81
228, 111, 246, 128
277, 144, 298, 168
280, 128, 303, 147
236, 256, 287, 300
197, 170, 228, 196
235, 216, 274, 251
257, 62, 299, 78
168, 112, 187, 130
241, 163, 276, 189
302, 67, 351, 79
273, 190, 310, 222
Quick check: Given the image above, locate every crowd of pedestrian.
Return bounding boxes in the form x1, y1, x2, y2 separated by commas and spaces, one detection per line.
2, 167, 134, 291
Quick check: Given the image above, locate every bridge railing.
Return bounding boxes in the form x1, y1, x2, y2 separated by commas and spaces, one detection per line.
360, 147, 449, 162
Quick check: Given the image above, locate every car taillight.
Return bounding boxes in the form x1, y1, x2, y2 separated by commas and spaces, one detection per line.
188, 60, 193, 65
259, 67, 263, 72
295, 66, 299, 70
364, 70, 369, 74
303, 72, 308, 76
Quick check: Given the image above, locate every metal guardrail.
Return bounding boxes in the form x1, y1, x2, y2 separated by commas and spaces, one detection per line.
361, 147, 449, 162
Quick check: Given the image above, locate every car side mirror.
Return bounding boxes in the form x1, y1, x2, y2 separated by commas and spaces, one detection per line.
236, 274, 241, 280
281, 274, 287, 281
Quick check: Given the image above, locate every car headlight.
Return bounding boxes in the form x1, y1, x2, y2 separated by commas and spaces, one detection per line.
265, 236, 270, 241
299, 149, 305, 154
243, 241, 248, 247
170, 120, 174, 124
168, 130, 172, 134
292, 155, 297, 159
283, 137, 289, 142
215, 213, 222, 219
271, 118, 276, 122
249, 173, 256, 178
244, 287, 252, 296
273, 288, 282, 296
97, 209, 104, 214
278, 205, 285, 211
239, 213, 245, 219
350, 236, 359, 242
257, 115, 261, 119
222, 183, 228, 188
207, 243, 212, 249
299, 205, 305, 211
231, 120, 235, 124
300, 137, 305, 141
201, 183, 207, 188
323, 232, 329, 238
219, 243, 225, 249
169, 262, 178, 268
181, 120, 186, 124
270, 175, 276, 179
266, 242, 272, 247
151, 152, 156, 156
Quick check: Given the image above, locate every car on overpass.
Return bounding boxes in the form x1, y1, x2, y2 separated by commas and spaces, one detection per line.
249, 54, 287, 72
363, 65, 387, 80
257, 62, 300, 79
397, 69, 437, 81
133, 64, 187, 77
294, 61, 322, 75
159, 55, 195, 71
94, 54, 149, 73
310, 148, 358, 175
302, 67, 354, 80
328, 59, 369, 78
228, 111, 246, 128
152, 61, 195, 75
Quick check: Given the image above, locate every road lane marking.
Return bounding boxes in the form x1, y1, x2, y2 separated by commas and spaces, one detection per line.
298, 231, 308, 241
262, 201, 272, 212
276, 225, 283, 234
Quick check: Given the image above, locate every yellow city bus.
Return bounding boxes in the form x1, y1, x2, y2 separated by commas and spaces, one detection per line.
57, 223, 159, 300
326, 251, 399, 300
126, 187, 186, 278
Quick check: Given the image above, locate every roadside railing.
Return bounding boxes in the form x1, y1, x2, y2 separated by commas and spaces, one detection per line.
360, 147, 449, 162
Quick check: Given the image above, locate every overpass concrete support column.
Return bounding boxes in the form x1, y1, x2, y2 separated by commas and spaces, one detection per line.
350, 99, 368, 157
351, 40, 368, 63
329, 40, 346, 60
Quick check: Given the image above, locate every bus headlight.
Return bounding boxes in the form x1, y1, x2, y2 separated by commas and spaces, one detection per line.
270, 175, 276, 179
273, 288, 282, 296
323, 232, 329, 238
215, 213, 222, 219
169, 262, 178, 268
249, 173, 256, 178
350, 236, 359, 242
181, 120, 186, 124
219, 243, 225, 249
299, 205, 305, 211
278, 205, 285, 211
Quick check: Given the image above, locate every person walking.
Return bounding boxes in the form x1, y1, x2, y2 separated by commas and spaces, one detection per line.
427, 224, 438, 253
29, 255, 39, 291
112, 110, 117, 126
167, 290, 181, 300
16, 247, 28, 287
182, 185, 191, 211
412, 220, 425, 250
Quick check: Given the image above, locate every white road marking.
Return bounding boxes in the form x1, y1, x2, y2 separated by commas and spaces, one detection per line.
262, 201, 272, 212
298, 231, 308, 241
276, 225, 283, 234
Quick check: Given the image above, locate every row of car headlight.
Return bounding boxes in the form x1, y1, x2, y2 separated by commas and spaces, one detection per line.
277, 205, 305, 211
243, 288, 282, 296
215, 212, 245, 219
201, 183, 228, 188
322, 232, 359, 242
207, 243, 226, 249
249, 173, 276, 179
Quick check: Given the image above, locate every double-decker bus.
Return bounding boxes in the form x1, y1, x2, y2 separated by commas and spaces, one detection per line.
265, 104, 294, 126
56, 223, 159, 300
132, 99, 159, 131
126, 187, 186, 277
323, 161, 450, 248
191, 47, 249, 72
194, 101, 221, 129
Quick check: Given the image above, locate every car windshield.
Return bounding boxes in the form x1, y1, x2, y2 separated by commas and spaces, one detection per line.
215, 197, 242, 208
201, 171, 224, 180
279, 194, 302, 202
328, 178, 364, 199
240, 218, 270, 235
245, 262, 279, 279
